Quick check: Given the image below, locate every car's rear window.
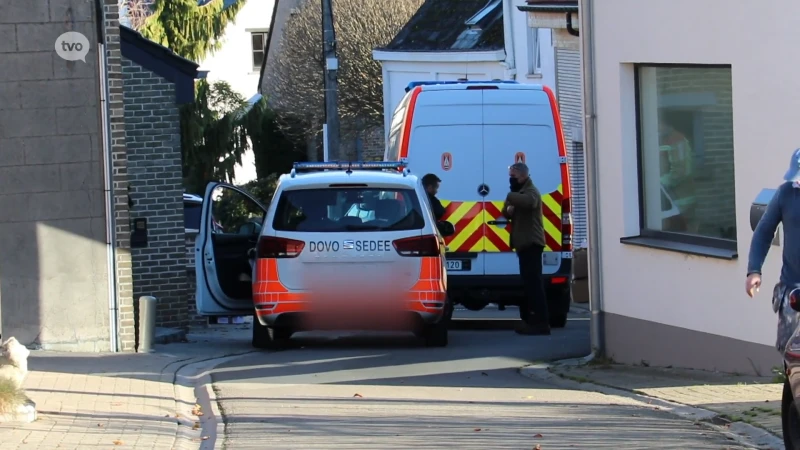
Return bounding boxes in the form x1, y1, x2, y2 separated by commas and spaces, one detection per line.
272, 188, 425, 232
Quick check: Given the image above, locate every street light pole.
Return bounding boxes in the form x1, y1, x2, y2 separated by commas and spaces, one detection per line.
321, 0, 340, 161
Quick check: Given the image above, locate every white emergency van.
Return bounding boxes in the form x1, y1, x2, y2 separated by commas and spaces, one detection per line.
194, 161, 455, 349
384, 80, 574, 328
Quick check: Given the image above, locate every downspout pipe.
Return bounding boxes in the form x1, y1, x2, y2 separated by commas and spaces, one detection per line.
96, 0, 119, 352
501, 0, 517, 78
578, 0, 605, 358
566, 12, 579, 36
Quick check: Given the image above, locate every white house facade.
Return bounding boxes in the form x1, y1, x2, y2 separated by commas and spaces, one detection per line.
199, 0, 275, 184
373, 0, 556, 147
522, 0, 798, 375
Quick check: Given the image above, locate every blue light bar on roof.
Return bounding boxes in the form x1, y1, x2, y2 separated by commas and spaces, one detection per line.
405, 80, 519, 92
292, 160, 408, 171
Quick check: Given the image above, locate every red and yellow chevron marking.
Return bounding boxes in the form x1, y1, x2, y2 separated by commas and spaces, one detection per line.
441, 185, 563, 253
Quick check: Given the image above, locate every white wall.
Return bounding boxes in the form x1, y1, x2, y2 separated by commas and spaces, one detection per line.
510, 0, 555, 89
199, 0, 275, 184
593, 0, 800, 347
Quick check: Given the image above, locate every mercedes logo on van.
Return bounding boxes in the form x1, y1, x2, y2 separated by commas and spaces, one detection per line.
478, 184, 490, 197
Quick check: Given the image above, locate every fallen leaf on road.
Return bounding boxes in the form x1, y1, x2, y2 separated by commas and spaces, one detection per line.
534, 434, 543, 438
353, 393, 363, 398
474, 428, 481, 432
192, 404, 204, 416
113, 440, 123, 445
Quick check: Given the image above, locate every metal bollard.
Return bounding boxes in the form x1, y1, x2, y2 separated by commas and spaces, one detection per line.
138, 296, 157, 353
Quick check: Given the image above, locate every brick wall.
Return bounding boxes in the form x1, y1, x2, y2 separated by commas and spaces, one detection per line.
104, 0, 136, 352
121, 57, 188, 331
339, 124, 385, 161
654, 67, 736, 239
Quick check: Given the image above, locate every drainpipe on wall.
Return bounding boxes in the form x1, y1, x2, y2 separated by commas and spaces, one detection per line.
578, 0, 605, 358
501, 0, 517, 79
96, 0, 119, 352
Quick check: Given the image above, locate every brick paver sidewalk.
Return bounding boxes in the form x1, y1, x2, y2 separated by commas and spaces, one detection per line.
0, 326, 252, 450
549, 362, 784, 436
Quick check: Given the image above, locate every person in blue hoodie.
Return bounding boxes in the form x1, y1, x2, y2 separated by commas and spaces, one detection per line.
747, 148, 800, 352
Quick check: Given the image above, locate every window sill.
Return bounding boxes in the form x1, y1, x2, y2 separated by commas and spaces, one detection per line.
619, 235, 738, 260
526, 73, 543, 79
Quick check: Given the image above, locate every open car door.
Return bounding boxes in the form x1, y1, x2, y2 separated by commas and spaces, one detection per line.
195, 182, 268, 316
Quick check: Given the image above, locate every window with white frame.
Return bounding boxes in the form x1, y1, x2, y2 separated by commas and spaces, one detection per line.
250, 31, 268, 71
527, 27, 541, 75
635, 64, 736, 247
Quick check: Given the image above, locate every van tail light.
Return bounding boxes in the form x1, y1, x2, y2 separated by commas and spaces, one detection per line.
256, 236, 305, 258
393, 235, 440, 257
561, 199, 573, 252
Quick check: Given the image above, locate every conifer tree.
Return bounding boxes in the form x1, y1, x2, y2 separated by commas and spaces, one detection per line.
138, 0, 245, 61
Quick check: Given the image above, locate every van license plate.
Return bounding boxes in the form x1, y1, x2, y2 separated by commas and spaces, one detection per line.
446, 260, 465, 271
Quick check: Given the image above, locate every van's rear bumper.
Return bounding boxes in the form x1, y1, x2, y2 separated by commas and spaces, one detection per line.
447, 274, 569, 290
446, 257, 572, 291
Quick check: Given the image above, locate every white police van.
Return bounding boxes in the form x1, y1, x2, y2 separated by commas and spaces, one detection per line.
194, 161, 455, 349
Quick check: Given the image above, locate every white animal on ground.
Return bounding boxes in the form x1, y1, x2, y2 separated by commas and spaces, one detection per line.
0, 337, 30, 389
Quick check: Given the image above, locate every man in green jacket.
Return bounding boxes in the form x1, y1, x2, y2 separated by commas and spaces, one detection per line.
503, 162, 550, 335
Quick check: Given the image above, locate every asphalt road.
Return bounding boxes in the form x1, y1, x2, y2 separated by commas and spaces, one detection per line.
210, 310, 748, 449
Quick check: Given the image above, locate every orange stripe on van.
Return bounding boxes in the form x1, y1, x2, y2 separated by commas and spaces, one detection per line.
398, 86, 422, 160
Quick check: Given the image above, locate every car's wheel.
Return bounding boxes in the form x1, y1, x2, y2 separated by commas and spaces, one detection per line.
267, 327, 294, 350
783, 380, 800, 449
422, 322, 448, 347
421, 302, 452, 347
547, 285, 572, 329
549, 313, 568, 329
251, 317, 272, 349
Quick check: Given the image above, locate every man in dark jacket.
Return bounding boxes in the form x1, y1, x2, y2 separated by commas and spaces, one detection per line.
422, 173, 445, 220
503, 162, 550, 335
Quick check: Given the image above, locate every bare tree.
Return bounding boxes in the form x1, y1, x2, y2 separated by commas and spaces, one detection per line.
121, 0, 155, 30
265, 0, 423, 145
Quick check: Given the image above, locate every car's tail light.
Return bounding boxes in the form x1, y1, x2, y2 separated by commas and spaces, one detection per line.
790, 289, 800, 312
256, 236, 305, 258
392, 235, 440, 257
561, 198, 573, 252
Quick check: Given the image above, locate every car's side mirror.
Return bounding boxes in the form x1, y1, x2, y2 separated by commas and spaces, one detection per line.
436, 221, 455, 237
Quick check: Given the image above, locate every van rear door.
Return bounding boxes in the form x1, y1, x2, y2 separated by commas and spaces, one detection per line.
406, 89, 485, 277
481, 87, 565, 276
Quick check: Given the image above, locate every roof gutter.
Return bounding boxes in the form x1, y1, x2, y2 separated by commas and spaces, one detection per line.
372, 49, 505, 63
500, 0, 516, 77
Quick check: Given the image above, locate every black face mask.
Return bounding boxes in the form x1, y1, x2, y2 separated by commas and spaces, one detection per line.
509, 177, 522, 192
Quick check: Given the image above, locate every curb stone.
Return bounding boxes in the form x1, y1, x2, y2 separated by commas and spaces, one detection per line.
170, 352, 257, 450
520, 362, 785, 450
